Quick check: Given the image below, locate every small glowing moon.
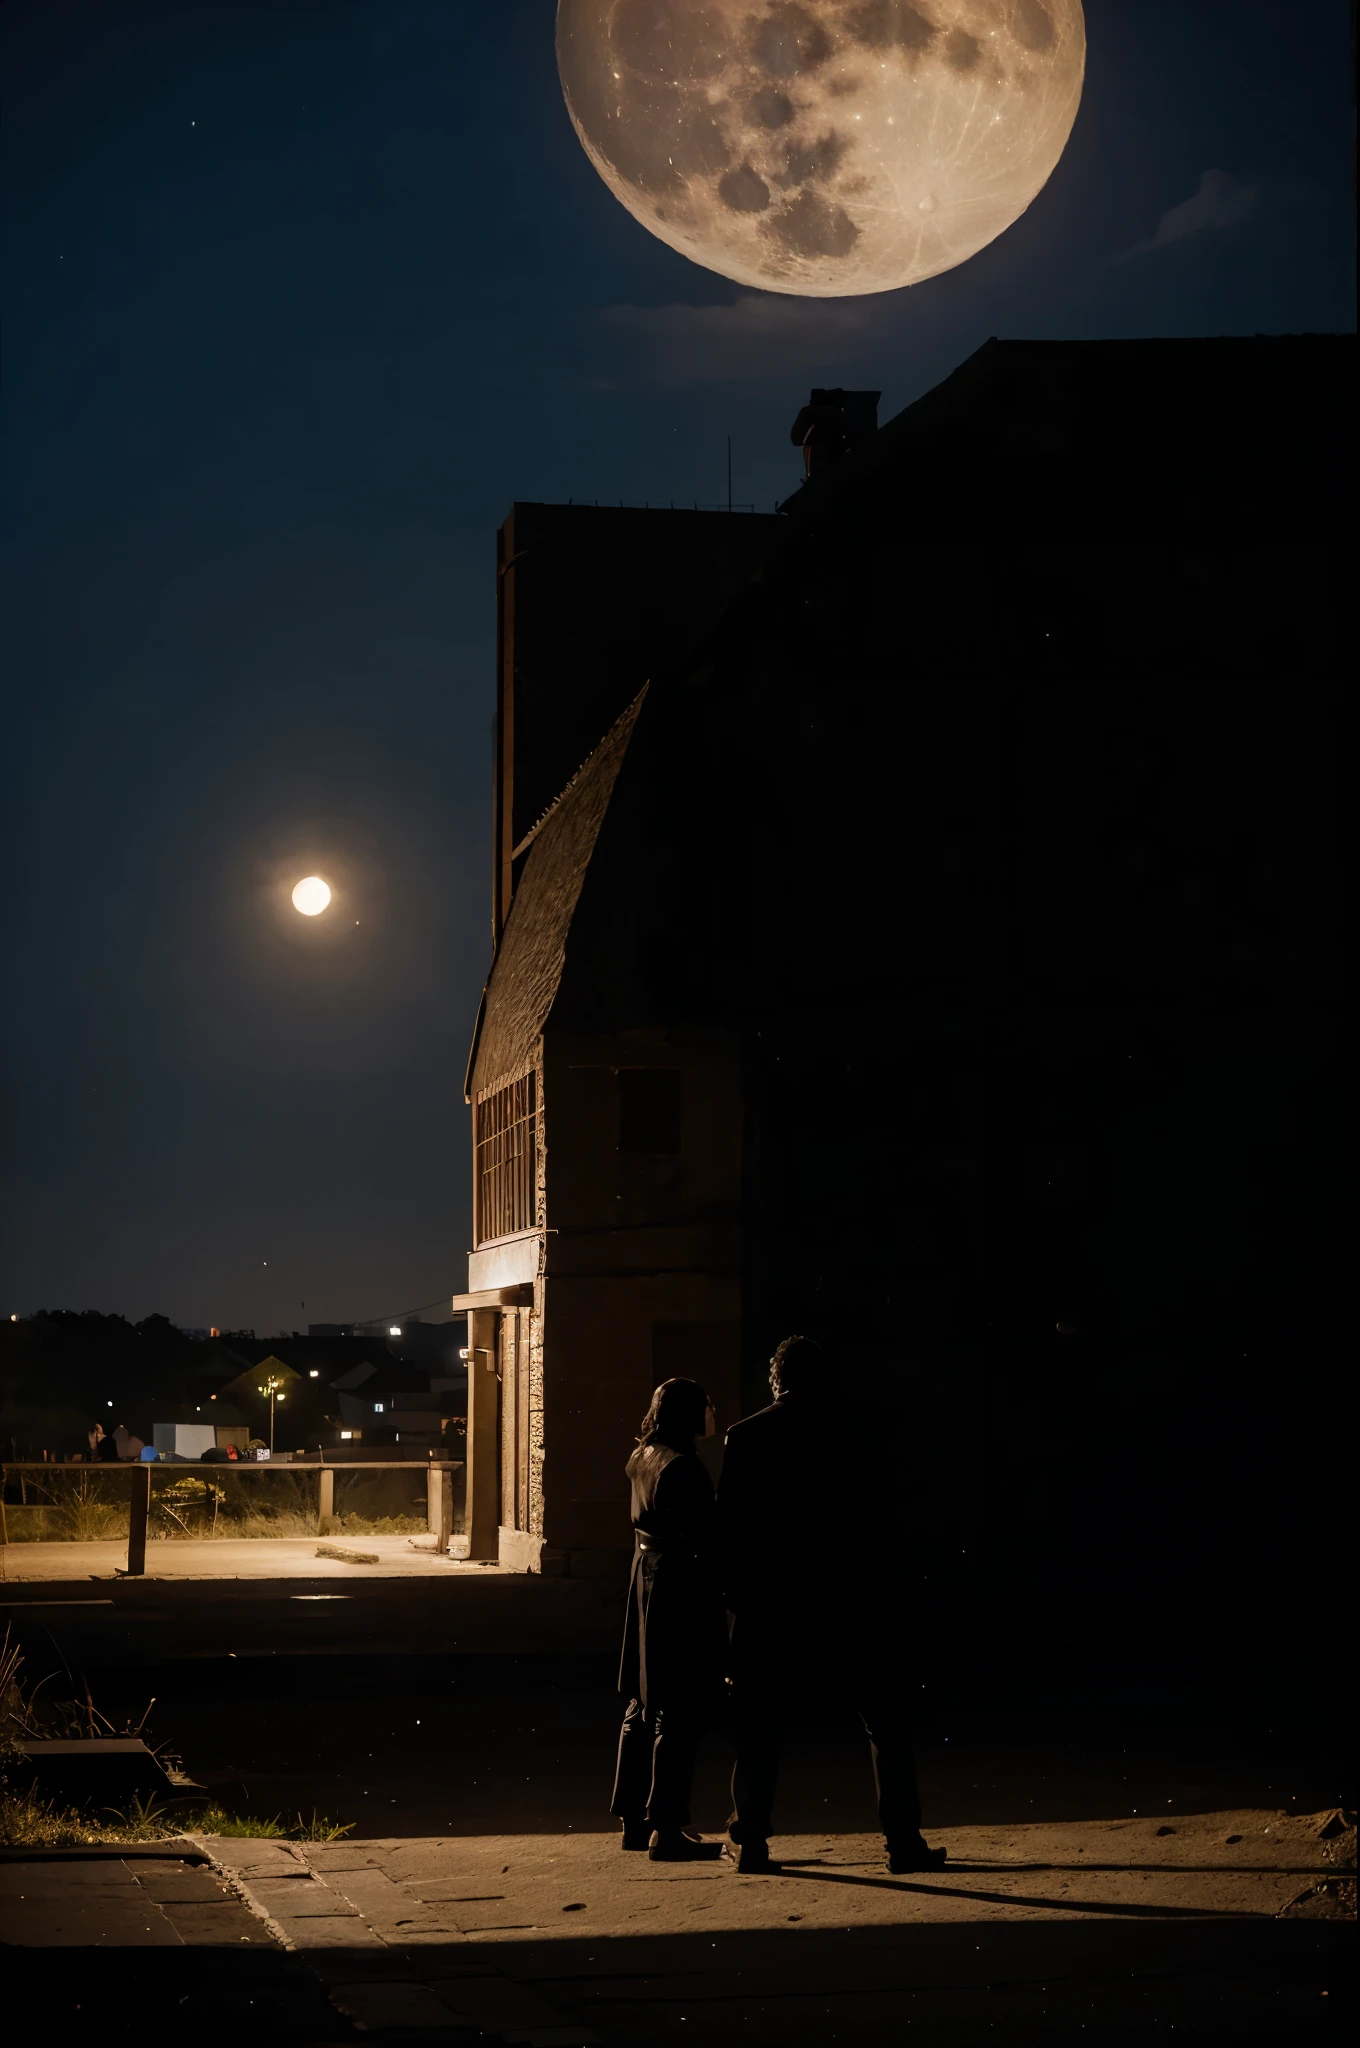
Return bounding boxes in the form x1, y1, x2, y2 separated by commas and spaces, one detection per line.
557, 0, 1085, 296
292, 876, 332, 916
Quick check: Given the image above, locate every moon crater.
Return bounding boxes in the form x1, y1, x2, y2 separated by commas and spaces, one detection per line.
558, 0, 1085, 295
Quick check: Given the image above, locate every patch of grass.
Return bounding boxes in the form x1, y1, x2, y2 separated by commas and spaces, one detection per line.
0, 1783, 356, 1848
0, 1782, 98, 1847
292, 1808, 356, 1843
2, 1496, 127, 1542
159, 1510, 319, 1540
115, 1791, 179, 1836
177, 1805, 354, 1842
0, 1781, 174, 1847
5, 1468, 444, 1542
0, 1627, 356, 1848
179, 1804, 288, 1839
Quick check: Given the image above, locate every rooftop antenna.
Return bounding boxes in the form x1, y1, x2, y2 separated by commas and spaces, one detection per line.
726, 435, 732, 513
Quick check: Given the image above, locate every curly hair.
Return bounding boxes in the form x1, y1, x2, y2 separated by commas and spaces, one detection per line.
770, 1334, 827, 1395
637, 1376, 710, 1450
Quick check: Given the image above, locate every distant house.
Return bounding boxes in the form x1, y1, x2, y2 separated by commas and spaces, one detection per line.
307, 1318, 468, 1377
330, 1357, 457, 1448
190, 1337, 467, 1452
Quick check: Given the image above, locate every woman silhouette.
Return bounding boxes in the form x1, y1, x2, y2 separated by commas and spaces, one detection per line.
610, 1376, 727, 1861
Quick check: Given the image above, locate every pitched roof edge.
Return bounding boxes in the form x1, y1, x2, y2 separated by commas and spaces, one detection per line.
509, 680, 651, 862
467, 684, 651, 1103
463, 983, 488, 1106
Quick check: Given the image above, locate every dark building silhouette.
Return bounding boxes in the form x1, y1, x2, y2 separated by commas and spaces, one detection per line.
454, 336, 1356, 1635
489, 502, 780, 946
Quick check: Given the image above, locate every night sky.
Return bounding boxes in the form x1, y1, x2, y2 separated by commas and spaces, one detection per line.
3, 1, 1353, 1335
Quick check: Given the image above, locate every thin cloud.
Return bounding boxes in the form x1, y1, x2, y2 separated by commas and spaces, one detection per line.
598, 292, 874, 385
1123, 169, 1259, 258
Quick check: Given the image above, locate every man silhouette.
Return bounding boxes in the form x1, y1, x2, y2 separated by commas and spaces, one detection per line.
717, 1334, 946, 1875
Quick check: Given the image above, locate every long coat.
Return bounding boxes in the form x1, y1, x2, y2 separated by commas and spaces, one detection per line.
618, 1441, 728, 1714
718, 1392, 894, 1701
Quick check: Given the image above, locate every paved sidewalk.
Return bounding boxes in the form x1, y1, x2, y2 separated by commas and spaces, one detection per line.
196, 1808, 1356, 2045
190, 1833, 599, 2044
0, 1842, 356, 2038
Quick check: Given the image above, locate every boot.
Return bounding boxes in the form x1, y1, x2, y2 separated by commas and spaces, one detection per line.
887, 1836, 947, 1874
722, 1839, 774, 1873
648, 1828, 721, 1862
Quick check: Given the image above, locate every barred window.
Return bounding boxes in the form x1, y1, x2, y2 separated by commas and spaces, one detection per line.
475, 1072, 537, 1244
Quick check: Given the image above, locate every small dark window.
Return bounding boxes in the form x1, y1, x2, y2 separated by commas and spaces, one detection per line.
618, 1069, 681, 1155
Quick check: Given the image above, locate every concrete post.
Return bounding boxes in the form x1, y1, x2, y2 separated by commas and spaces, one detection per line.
466, 1308, 501, 1562
126, 1462, 150, 1577
427, 1465, 451, 1554
318, 1468, 334, 1535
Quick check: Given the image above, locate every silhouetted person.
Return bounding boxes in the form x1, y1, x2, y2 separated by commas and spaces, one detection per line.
90, 1424, 120, 1464
718, 1335, 946, 1875
611, 1377, 727, 1862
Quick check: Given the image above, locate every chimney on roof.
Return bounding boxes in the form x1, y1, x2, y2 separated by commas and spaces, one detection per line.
790, 387, 881, 478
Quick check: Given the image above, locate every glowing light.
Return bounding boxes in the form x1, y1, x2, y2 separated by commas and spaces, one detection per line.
557, 0, 1085, 297
309, 1369, 319, 1378
389, 1325, 402, 1337
292, 876, 331, 916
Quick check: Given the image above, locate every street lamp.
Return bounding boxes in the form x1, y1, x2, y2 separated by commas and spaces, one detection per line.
257, 1373, 287, 1455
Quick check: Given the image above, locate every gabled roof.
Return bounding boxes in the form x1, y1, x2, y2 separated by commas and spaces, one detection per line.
330, 1361, 379, 1392
217, 1355, 303, 1404
469, 688, 648, 1100
331, 1357, 431, 1395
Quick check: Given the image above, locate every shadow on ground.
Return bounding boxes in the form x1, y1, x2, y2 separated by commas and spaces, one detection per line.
5, 1916, 1351, 2045
0, 1948, 356, 2041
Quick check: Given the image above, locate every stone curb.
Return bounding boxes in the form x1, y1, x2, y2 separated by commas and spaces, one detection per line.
183, 1834, 318, 1953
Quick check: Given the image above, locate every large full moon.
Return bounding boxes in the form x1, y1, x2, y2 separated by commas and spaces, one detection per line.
291, 876, 332, 917
557, 0, 1084, 296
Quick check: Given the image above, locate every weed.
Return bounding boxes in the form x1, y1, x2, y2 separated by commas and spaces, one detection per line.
176, 1805, 352, 1841
1, 1782, 356, 1848
0, 1780, 101, 1847
4, 1465, 449, 1541
107, 1790, 175, 1838
2, 1471, 128, 1541
178, 1804, 288, 1839
291, 1809, 356, 1843
0, 1778, 176, 1847
0, 1628, 355, 1848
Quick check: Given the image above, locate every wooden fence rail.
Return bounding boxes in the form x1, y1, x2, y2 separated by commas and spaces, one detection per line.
0, 1460, 464, 1573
